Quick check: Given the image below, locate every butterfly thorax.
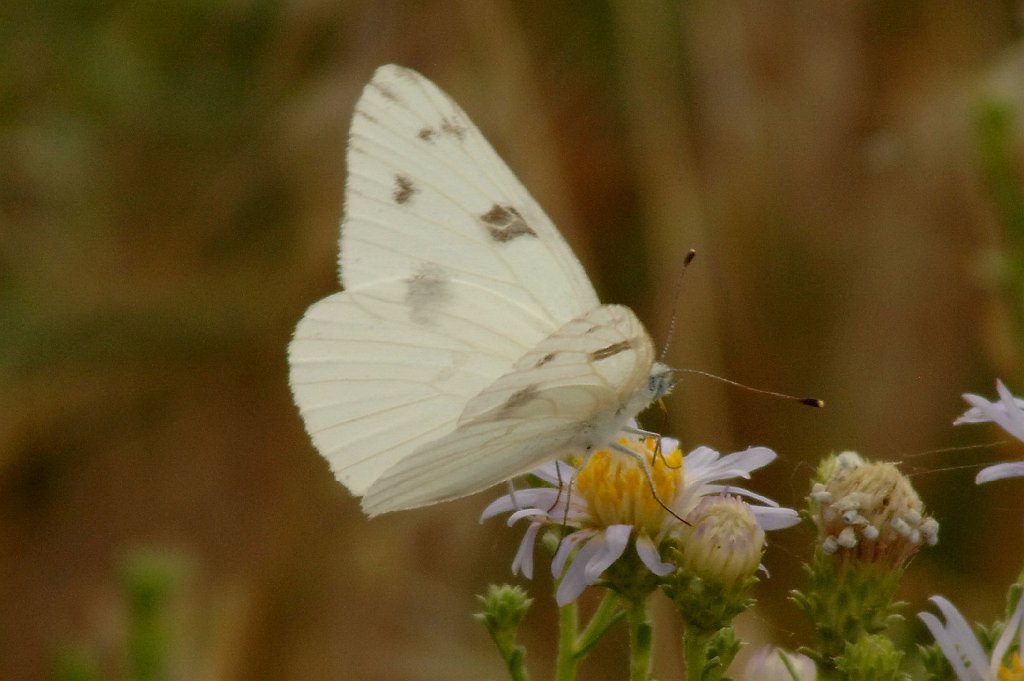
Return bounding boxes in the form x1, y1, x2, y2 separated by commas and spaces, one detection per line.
572, 361, 674, 456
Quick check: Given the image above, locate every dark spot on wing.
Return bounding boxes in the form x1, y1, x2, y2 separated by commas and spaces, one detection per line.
405, 263, 450, 324
373, 82, 401, 103
418, 127, 437, 142
393, 174, 416, 204
480, 204, 537, 242
502, 385, 539, 414
535, 352, 557, 367
590, 340, 632, 361
440, 116, 466, 140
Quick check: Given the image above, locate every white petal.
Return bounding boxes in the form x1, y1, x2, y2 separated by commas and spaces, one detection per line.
480, 487, 556, 520
582, 525, 631, 583
512, 522, 542, 579
956, 384, 1024, 442
635, 534, 674, 576
706, 484, 781, 507
683, 446, 719, 469
976, 462, 1024, 484
551, 529, 595, 579
917, 612, 976, 681
954, 394, 994, 425
996, 380, 1024, 438
507, 508, 549, 525
556, 538, 602, 605
531, 460, 579, 486
926, 595, 989, 679
684, 447, 777, 489
990, 589, 1024, 678
751, 505, 801, 530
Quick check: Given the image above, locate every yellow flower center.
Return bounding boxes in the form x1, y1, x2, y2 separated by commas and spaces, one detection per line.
1000, 652, 1024, 681
573, 437, 683, 535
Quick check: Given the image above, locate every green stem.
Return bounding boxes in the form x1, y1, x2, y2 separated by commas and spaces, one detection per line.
683, 627, 711, 681
498, 638, 530, 681
556, 601, 581, 681
626, 597, 653, 681
576, 591, 623, 658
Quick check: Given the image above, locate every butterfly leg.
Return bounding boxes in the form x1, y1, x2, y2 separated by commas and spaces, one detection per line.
610, 442, 689, 525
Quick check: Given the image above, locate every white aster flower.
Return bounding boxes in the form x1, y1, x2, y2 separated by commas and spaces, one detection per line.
919, 593, 1024, 681
480, 436, 798, 606
955, 380, 1024, 484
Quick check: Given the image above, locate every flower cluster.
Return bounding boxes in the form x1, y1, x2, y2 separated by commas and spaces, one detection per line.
481, 435, 797, 605
471, 378, 1024, 681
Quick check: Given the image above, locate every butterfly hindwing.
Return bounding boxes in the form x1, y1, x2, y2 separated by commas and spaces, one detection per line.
289, 278, 556, 494
360, 305, 656, 515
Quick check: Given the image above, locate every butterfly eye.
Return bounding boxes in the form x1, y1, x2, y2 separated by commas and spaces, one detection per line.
646, 364, 675, 400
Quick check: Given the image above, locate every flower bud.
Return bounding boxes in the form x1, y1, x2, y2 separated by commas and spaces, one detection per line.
811, 451, 938, 569
678, 496, 764, 586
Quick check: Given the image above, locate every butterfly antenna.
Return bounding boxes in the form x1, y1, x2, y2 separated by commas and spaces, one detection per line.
679, 368, 824, 408
658, 249, 697, 363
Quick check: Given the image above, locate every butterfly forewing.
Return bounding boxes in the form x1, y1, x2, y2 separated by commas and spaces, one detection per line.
342, 65, 600, 326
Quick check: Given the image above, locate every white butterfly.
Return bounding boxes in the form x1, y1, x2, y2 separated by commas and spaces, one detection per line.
289, 65, 672, 516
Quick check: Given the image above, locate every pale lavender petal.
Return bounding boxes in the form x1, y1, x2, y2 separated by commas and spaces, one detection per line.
996, 380, 1024, 439
512, 522, 542, 579
479, 493, 518, 520
556, 538, 604, 605
635, 534, 674, 575
706, 485, 780, 507
751, 505, 801, 530
976, 462, 1024, 484
719, 446, 777, 470
955, 393, 1024, 425
551, 529, 595, 579
582, 525, 631, 583
531, 460, 579, 486
683, 445, 719, 469
480, 486, 569, 521
481, 488, 542, 520
557, 532, 610, 602
556, 565, 588, 606
684, 447, 777, 489
957, 389, 1024, 442
507, 508, 549, 525
920, 595, 989, 680
954, 401, 992, 425
990, 588, 1024, 677
917, 612, 976, 681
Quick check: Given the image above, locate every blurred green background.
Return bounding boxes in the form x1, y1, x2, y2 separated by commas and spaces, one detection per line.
2, 2, 1023, 679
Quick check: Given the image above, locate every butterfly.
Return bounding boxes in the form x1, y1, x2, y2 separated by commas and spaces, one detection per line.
288, 65, 672, 516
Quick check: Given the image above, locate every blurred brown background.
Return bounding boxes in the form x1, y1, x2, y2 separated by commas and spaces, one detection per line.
3, 2, 1023, 679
